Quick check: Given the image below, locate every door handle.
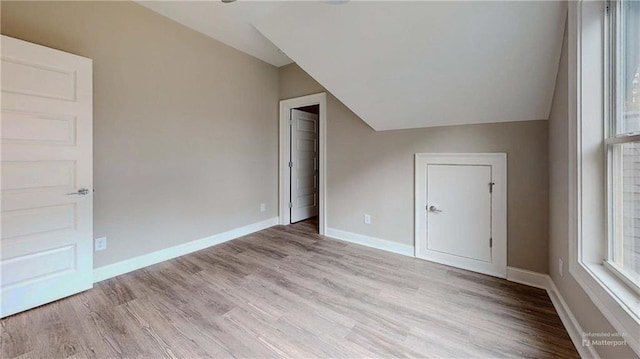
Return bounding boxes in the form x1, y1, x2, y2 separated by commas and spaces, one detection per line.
68, 188, 90, 195
428, 205, 443, 213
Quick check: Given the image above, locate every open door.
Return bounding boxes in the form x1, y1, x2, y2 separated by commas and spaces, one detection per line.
290, 108, 319, 223
1, 36, 94, 317
279, 93, 326, 234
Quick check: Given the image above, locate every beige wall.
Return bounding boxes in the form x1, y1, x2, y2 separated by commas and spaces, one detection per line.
548, 23, 638, 359
1, 1, 279, 268
5, 4, 628, 354
0, 0, 552, 275
280, 64, 550, 273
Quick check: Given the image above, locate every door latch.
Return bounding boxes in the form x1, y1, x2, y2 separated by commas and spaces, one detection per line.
67, 188, 90, 195
428, 205, 443, 213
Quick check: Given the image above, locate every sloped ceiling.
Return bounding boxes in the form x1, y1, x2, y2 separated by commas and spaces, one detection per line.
139, 1, 566, 131
137, 1, 292, 67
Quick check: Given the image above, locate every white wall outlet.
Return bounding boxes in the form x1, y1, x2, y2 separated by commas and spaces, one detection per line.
364, 214, 371, 224
95, 237, 107, 252
558, 258, 564, 277
260, 203, 266, 212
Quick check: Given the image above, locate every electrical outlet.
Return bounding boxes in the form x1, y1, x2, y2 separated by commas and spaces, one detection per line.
558, 258, 564, 277
260, 203, 266, 212
95, 237, 107, 252
364, 214, 371, 224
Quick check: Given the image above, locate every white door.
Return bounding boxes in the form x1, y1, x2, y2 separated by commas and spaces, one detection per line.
1, 36, 93, 317
415, 153, 507, 278
290, 109, 319, 223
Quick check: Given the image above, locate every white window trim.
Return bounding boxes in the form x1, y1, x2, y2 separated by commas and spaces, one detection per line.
568, 1, 640, 355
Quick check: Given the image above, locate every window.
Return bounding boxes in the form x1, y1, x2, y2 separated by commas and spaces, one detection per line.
569, 0, 640, 354
607, 0, 640, 294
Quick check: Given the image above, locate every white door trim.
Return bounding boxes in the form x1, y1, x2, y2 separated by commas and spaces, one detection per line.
279, 93, 327, 234
414, 153, 507, 278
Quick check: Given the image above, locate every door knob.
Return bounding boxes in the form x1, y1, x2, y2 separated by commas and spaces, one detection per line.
68, 188, 90, 195
428, 205, 443, 213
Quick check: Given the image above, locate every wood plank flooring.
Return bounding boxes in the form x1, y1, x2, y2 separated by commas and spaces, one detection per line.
1, 219, 579, 358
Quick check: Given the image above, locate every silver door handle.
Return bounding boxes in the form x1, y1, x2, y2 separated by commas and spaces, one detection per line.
428, 205, 442, 213
68, 188, 90, 195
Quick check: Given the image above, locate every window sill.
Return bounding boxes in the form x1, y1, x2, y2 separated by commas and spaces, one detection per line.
571, 260, 640, 354
603, 261, 640, 297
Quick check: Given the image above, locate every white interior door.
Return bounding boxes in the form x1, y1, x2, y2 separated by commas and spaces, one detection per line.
1, 35, 93, 317
290, 109, 319, 223
415, 153, 507, 278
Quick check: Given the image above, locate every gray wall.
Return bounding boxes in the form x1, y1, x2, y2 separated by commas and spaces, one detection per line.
1, 1, 279, 268
280, 64, 550, 273
548, 23, 638, 359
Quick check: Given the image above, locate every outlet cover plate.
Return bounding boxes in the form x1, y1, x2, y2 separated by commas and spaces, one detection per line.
558, 258, 563, 277
95, 237, 107, 252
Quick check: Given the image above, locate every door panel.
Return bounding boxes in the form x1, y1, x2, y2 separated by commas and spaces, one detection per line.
1, 35, 93, 318
2, 58, 77, 101
290, 109, 319, 223
3, 160, 76, 190
415, 153, 507, 278
1, 110, 76, 145
427, 164, 492, 262
2, 244, 76, 288
2, 204, 77, 239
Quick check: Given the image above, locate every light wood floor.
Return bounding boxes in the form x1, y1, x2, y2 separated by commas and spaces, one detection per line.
1, 219, 579, 358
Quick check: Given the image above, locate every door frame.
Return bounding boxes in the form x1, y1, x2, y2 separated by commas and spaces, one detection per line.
414, 153, 507, 278
279, 92, 327, 234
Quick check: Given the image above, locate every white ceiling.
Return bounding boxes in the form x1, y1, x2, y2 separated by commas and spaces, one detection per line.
139, 1, 566, 131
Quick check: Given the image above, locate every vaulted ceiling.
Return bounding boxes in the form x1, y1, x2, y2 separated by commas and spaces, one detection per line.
138, 1, 292, 66
138, 1, 566, 131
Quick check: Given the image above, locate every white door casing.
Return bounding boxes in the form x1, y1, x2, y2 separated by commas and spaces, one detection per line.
1, 35, 93, 317
290, 109, 319, 223
279, 93, 326, 234
415, 153, 507, 278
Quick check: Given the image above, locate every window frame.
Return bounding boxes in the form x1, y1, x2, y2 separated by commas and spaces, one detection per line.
569, 0, 640, 355
604, 0, 640, 297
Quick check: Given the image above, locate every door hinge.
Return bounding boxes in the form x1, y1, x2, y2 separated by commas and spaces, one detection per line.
489, 182, 495, 193
490, 238, 493, 248
289, 161, 293, 168
289, 118, 293, 126
288, 202, 292, 209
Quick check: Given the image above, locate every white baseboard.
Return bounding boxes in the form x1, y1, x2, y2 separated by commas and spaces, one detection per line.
505, 267, 598, 359
325, 227, 415, 257
506, 266, 549, 290
547, 279, 601, 359
93, 217, 279, 283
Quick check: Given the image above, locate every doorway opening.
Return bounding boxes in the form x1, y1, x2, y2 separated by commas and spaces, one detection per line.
279, 93, 326, 235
